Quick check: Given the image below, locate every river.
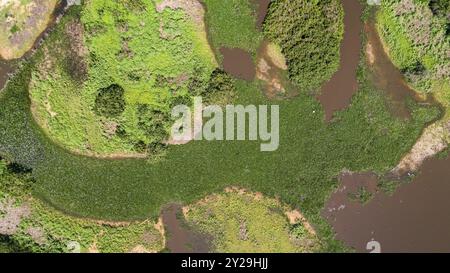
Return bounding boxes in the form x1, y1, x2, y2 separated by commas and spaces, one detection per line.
323, 2, 450, 253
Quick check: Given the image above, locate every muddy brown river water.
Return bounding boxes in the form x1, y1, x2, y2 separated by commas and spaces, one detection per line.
325, 156, 450, 253
317, 0, 363, 121
322, 2, 450, 253
220, 47, 256, 81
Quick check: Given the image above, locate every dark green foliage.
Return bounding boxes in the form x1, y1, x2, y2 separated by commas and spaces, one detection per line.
263, 0, 344, 93
94, 84, 126, 118
206, 69, 235, 95
429, 0, 450, 19
136, 104, 169, 155
203, 69, 236, 104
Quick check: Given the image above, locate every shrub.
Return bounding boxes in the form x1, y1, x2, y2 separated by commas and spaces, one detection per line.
378, 0, 450, 93
203, 69, 236, 104
94, 84, 126, 118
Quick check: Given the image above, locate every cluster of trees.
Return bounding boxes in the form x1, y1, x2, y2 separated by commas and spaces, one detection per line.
93, 69, 235, 156
263, 0, 344, 93
379, 0, 450, 92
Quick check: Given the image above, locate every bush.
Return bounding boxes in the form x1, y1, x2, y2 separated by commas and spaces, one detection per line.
203, 69, 236, 104
377, 0, 450, 93
94, 84, 126, 118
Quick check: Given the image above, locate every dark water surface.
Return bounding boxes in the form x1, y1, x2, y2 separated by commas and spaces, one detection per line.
0, 60, 15, 91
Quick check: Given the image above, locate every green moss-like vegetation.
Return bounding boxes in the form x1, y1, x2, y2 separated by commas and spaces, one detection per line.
264, 0, 344, 93
185, 192, 320, 253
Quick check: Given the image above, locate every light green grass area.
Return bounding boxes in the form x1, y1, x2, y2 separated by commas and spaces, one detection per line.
0, 1, 442, 253
29, 0, 217, 156
185, 191, 319, 253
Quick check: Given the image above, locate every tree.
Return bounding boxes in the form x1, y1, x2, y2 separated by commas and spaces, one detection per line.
94, 84, 126, 118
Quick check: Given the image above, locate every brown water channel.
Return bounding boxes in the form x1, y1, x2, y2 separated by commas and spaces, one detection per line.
322, 2, 450, 252
317, 0, 363, 121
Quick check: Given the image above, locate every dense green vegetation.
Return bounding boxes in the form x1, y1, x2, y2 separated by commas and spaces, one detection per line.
264, 0, 344, 93
0, 1, 442, 252
186, 191, 319, 253
0, 159, 163, 253
94, 84, 126, 118
203, 0, 263, 57
28, 0, 217, 156
377, 0, 450, 94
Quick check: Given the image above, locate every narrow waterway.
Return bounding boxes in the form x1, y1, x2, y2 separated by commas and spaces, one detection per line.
252, 0, 271, 30
317, 0, 363, 121
364, 21, 430, 119
0, 60, 14, 91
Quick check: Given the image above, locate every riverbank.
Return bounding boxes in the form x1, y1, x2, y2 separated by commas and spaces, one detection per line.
0, 0, 59, 60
